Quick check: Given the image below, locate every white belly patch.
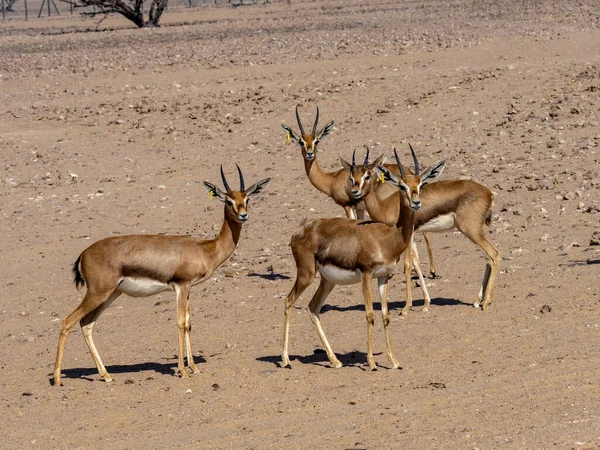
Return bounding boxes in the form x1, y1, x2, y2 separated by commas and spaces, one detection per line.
118, 277, 173, 297
318, 263, 362, 285
418, 212, 456, 233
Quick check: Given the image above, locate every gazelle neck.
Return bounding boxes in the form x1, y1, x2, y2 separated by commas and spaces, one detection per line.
364, 184, 398, 225
208, 211, 243, 266
395, 192, 416, 242
304, 157, 332, 195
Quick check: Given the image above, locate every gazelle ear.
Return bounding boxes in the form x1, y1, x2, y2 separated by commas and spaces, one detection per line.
203, 181, 227, 202
370, 151, 387, 168
245, 178, 271, 197
374, 165, 399, 186
339, 157, 353, 172
317, 120, 335, 140
281, 124, 300, 142
419, 160, 446, 186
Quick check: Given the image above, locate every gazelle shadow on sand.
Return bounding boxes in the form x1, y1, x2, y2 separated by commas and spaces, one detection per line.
48, 355, 205, 384
320, 296, 470, 313
258, 350, 389, 370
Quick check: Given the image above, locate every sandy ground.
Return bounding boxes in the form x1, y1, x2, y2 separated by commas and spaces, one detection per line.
1, 0, 600, 448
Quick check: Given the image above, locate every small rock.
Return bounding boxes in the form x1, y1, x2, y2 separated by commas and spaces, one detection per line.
590, 231, 600, 246
124, 379, 135, 385
185, 388, 192, 394
211, 384, 220, 391
563, 192, 576, 200
540, 305, 552, 314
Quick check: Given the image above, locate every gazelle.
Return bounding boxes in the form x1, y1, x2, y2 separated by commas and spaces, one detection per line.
347, 147, 439, 279
354, 151, 499, 311
281, 147, 445, 370
344, 148, 437, 314
53, 166, 270, 386
281, 105, 366, 219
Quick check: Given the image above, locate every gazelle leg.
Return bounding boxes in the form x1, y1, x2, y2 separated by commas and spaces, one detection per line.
422, 232, 439, 279
307, 278, 341, 368
184, 299, 199, 374
282, 263, 316, 368
478, 237, 499, 310
80, 291, 121, 383
475, 264, 491, 308
361, 272, 377, 370
378, 276, 400, 369
344, 206, 357, 219
175, 284, 192, 378
401, 248, 414, 316
459, 224, 500, 310
411, 240, 431, 312
53, 289, 114, 386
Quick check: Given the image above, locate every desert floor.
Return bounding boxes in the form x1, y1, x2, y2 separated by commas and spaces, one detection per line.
1, 0, 599, 448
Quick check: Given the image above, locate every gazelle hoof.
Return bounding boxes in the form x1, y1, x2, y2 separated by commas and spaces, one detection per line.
331, 360, 343, 369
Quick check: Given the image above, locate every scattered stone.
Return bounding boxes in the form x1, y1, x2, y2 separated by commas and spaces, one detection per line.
124, 379, 135, 385
185, 388, 192, 394
211, 384, 220, 391
540, 305, 552, 314
591, 231, 600, 246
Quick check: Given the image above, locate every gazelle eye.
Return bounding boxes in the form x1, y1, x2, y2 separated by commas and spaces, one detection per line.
364, 175, 371, 181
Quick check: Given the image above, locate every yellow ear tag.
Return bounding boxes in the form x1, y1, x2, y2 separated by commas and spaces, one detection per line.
286, 131, 291, 141
209, 191, 214, 200
378, 173, 385, 183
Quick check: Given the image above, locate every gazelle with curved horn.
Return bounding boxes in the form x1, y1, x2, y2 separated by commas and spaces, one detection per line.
53, 166, 271, 386
352, 149, 499, 312
282, 147, 445, 370
282, 105, 366, 219
343, 146, 436, 312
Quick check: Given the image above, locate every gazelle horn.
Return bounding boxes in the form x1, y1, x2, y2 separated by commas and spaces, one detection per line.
220, 165, 232, 193
394, 148, 405, 177
295, 105, 305, 136
236, 163, 245, 191
409, 143, 419, 175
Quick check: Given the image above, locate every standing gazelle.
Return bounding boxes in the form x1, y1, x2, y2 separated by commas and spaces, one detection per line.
53, 166, 270, 386
282, 147, 445, 370
282, 105, 366, 219
354, 151, 499, 312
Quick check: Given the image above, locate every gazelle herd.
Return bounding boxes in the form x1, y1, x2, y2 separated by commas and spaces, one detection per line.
52, 105, 499, 385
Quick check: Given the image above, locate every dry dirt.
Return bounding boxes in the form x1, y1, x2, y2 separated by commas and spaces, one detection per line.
1, 1, 600, 448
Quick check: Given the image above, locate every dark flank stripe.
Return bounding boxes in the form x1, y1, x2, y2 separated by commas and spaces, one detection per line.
122, 265, 172, 283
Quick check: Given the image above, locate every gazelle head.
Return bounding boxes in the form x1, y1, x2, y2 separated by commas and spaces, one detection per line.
340, 146, 387, 201
281, 105, 335, 161
203, 165, 271, 223
376, 145, 446, 210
